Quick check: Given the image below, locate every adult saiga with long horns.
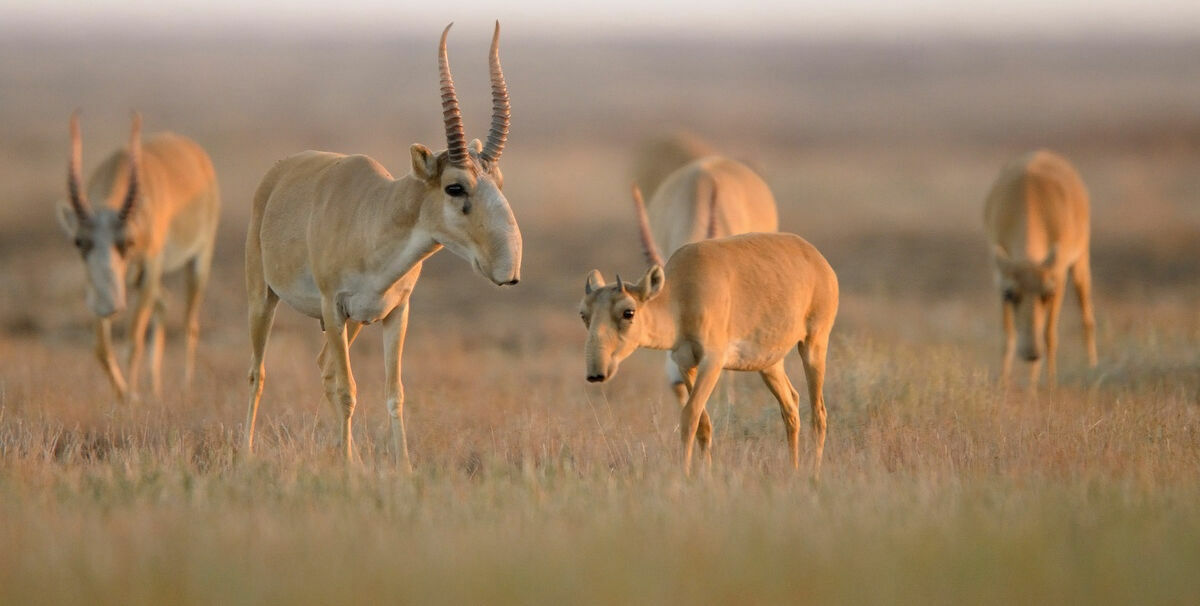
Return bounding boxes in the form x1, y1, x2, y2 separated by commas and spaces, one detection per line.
243, 23, 521, 465
56, 112, 221, 402
985, 149, 1097, 385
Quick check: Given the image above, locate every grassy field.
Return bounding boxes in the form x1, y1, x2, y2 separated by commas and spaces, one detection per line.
1, 31, 1199, 604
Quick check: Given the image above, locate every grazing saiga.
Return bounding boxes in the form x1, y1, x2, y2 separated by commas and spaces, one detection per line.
985, 149, 1097, 386
579, 226, 838, 476
243, 23, 522, 466
55, 112, 220, 402
632, 155, 778, 409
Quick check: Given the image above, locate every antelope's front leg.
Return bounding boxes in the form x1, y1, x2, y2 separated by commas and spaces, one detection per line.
321, 299, 357, 462
94, 317, 128, 402
125, 259, 163, 401
677, 350, 724, 477
1001, 298, 1016, 383
1043, 287, 1066, 386
383, 301, 412, 471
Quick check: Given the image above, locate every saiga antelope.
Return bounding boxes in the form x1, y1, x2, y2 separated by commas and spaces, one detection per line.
985, 150, 1097, 386
580, 226, 838, 476
55, 112, 220, 402
633, 156, 778, 410
243, 23, 521, 466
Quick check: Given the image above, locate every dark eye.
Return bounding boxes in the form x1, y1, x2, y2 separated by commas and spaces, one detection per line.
73, 237, 92, 252
114, 238, 130, 256
621, 309, 635, 320
580, 311, 589, 326
444, 183, 466, 197
1003, 289, 1020, 304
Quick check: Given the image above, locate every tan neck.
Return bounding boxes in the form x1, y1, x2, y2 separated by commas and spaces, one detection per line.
637, 281, 677, 351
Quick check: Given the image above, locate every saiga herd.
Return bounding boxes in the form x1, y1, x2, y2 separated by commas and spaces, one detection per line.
51, 23, 1100, 476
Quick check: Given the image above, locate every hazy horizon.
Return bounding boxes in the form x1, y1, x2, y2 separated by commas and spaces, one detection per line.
6, 0, 1200, 40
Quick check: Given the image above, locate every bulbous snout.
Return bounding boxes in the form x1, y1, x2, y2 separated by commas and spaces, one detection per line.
84, 255, 126, 318
482, 220, 522, 286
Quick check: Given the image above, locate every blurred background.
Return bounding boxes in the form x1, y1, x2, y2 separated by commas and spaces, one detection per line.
0, 0, 1197, 402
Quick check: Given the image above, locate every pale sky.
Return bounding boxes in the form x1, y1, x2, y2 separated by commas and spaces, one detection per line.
5, 0, 1200, 38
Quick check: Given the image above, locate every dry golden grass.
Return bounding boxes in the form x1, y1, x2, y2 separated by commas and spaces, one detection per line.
1, 32, 1199, 604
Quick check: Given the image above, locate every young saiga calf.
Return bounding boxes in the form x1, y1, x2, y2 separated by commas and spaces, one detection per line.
56, 112, 220, 402
243, 23, 521, 466
633, 155, 778, 407
580, 198, 837, 475
984, 149, 1097, 386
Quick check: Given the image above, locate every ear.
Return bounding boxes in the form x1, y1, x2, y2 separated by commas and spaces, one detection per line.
636, 265, 665, 301
585, 270, 605, 294
468, 138, 483, 155
55, 200, 79, 236
410, 144, 438, 182
1041, 246, 1057, 270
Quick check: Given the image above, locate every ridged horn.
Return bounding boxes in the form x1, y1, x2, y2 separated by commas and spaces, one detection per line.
479, 20, 510, 165
615, 273, 626, 294
439, 23, 470, 168
118, 111, 142, 222
631, 184, 664, 267
67, 111, 90, 218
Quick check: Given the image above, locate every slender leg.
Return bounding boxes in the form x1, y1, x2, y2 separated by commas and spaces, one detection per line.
1071, 254, 1098, 367
383, 301, 413, 470
1001, 299, 1016, 383
243, 289, 279, 453
94, 317, 128, 402
759, 360, 801, 470
183, 247, 213, 388
147, 297, 167, 399
674, 364, 714, 466
799, 337, 829, 478
679, 353, 724, 476
318, 322, 363, 423
1044, 288, 1066, 386
125, 259, 162, 402
320, 300, 357, 462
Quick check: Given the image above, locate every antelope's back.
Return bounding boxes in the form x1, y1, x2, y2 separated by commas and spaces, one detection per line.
648, 156, 778, 255
984, 149, 1090, 257
666, 232, 837, 342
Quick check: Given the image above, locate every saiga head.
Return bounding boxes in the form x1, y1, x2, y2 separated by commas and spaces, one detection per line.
579, 265, 665, 382
412, 22, 521, 287
994, 245, 1059, 361
55, 112, 142, 318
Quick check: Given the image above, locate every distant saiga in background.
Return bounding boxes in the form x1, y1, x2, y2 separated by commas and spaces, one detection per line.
985, 149, 1097, 386
56, 112, 220, 402
243, 23, 521, 466
631, 150, 778, 419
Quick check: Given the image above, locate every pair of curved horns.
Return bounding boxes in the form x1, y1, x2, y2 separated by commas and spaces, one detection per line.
439, 21, 510, 169
66, 111, 142, 221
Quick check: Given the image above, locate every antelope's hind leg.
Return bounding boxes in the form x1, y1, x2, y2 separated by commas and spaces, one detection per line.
799, 337, 829, 479
669, 358, 714, 462
317, 321, 363, 458
759, 360, 801, 471
319, 300, 360, 462
183, 244, 214, 387
1071, 253, 1098, 367
243, 287, 279, 453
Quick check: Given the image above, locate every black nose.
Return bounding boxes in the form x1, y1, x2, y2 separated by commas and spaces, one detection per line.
586, 374, 605, 383
502, 278, 519, 286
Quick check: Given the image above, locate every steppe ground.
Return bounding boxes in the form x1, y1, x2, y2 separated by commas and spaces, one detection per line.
1, 31, 1199, 604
